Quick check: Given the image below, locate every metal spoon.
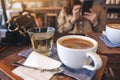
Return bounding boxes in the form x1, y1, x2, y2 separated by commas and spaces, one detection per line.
12, 62, 64, 73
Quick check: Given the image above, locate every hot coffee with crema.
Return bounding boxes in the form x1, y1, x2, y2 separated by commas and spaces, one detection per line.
60, 38, 94, 49
108, 24, 120, 29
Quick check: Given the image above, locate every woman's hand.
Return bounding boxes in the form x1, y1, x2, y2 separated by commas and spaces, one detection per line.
70, 5, 82, 24
83, 9, 98, 25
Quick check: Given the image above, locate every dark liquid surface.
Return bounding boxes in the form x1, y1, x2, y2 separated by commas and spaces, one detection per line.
60, 38, 94, 49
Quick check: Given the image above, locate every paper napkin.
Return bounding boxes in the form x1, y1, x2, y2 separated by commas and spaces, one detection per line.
19, 47, 96, 80
100, 35, 120, 48
100, 31, 120, 47
12, 51, 62, 80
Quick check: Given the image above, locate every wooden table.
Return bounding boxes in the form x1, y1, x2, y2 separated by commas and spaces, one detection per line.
0, 33, 107, 80
87, 32, 120, 80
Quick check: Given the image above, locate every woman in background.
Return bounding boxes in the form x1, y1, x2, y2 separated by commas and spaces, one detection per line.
57, 0, 106, 34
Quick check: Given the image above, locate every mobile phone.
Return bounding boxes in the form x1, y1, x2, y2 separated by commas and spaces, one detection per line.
82, 0, 93, 15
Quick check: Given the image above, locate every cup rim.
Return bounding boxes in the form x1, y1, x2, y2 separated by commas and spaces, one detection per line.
57, 35, 98, 51
106, 24, 120, 31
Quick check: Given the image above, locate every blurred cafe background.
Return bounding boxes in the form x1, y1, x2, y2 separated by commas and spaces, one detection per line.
0, 0, 120, 80
0, 0, 120, 29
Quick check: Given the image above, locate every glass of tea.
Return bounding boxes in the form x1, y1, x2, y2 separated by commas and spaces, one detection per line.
27, 27, 55, 56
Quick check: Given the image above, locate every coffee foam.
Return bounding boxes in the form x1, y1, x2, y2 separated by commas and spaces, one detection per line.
108, 24, 120, 29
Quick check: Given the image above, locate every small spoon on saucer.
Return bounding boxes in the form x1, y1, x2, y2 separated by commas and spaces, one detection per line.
12, 62, 64, 73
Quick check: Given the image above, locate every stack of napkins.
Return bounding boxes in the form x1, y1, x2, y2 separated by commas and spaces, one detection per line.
100, 35, 120, 48
18, 47, 96, 80
12, 51, 62, 80
99, 31, 120, 48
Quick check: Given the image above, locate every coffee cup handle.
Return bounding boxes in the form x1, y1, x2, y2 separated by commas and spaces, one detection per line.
82, 52, 102, 71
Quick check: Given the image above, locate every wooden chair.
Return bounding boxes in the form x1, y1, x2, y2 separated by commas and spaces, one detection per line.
45, 13, 58, 29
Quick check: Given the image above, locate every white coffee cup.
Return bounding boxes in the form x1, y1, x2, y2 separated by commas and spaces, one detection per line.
106, 24, 120, 43
57, 35, 102, 71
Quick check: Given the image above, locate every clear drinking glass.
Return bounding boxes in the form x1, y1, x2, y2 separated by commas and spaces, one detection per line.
27, 27, 55, 56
